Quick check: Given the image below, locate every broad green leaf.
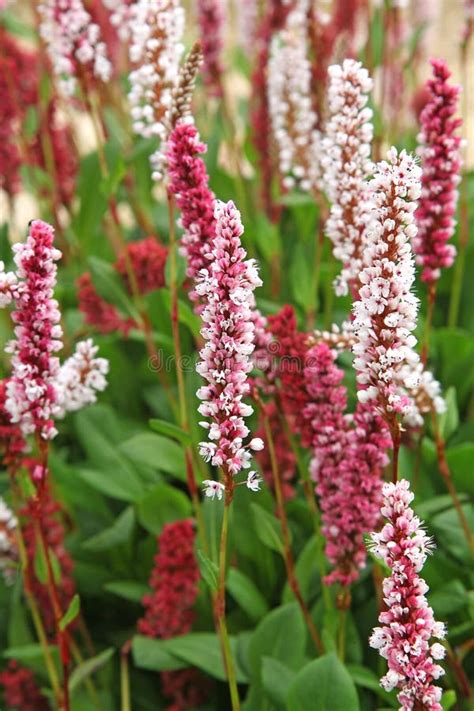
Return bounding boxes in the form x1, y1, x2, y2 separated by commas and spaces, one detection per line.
88, 255, 139, 320
82, 507, 135, 552
430, 580, 467, 617
248, 603, 306, 681
119, 432, 185, 478
132, 635, 187, 672
197, 550, 218, 591
104, 580, 148, 603
431, 504, 474, 561
135, 483, 191, 535
438, 387, 458, 441
159, 633, 247, 683
227, 568, 269, 621
287, 653, 360, 711
446, 444, 474, 494
69, 648, 115, 694
76, 467, 142, 503
261, 657, 295, 707
346, 664, 397, 707
441, 690, 457, 710
251, 502, 284, 555
59, 594, 81, 631
149, 419, 192, 447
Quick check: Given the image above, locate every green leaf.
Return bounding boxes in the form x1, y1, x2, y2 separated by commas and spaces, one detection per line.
34, 544, 61, 586
290, 242, 317, 314
59, 594, 81, 631
83, 507, 135, 552
149, 419, 192, 447
76, 467, 142, 503
119, 432, 185, 478
430, 580, 467, 617
100, 154, 126, 198
132, 635, 187, 672
287, 653, 360, 711
88, 256, 139, 320
69, 648, 115, 694
431, 504, 474, 561
227, 568, 269, 621
441, 690, 457, 711
438, 387, 459, 441
251, 502, 284, 554
159, 633, 247, 683
446, 444, 474, 494
346, 664, 397, 707
104, 580, 148, 603
248, 603, 306, 682
197, 550, 218, 591
159, 288, 201, 337
135, 483, 191, 535
261, 657, 295, 706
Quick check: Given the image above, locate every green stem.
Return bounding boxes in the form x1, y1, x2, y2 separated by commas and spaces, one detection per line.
216, 494, 240, 711
261, 403, 324, 653
120, 644, 132, 711
337, 608, 347, 662
279, 408, 331, 611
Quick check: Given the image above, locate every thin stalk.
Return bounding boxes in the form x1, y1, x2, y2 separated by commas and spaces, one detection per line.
262, 407, 324, 653
34, 437, 71, 711
337, 609, 347, 662
431, 411, 474, 553
120, 642, 132, 711
167, 192, 208, 551
215, 486, 240, 711
70, 639, 101, 710
15, 523, 62, 704
278, 408, 331, 610
421, 282, 436, 365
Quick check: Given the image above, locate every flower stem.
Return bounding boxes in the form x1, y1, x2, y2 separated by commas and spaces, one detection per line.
120, 641, 132, 711
262, 406, 324, 653
215, 486, 240, 711
390, 420, 401, 484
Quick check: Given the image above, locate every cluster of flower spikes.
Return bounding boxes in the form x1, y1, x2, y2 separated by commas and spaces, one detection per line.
0, 660, 52, 711
305, 344, 390, 585
352, 148, 422, 429
0, 379, 27, 470
101, 0, 136, 42
54, 339, 109, 418
196, 0, 225, 97
195, 200, 264, 491
250, 0, 296, 221
38, 0, 112, 96
20, 472, 76, 636
267, 0, 322, 193
268, 306, 391, 584
0, 496, 19, 585
370, 479, 446, 710
322, 59, 375, 297
77, 236, 167, 334
0, 27, 38, 196
414, 58, 462, 284
0, 221, 109, 444
138, 520, 210, 710
0, 26, 78, 204
128, 0, 185, 179
166, 122, 217, 306
1, 220, 63, 440
255, 401, 297, 502
266, 305, 316, 447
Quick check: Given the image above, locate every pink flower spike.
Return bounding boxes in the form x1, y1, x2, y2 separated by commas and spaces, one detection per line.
414, 59, 463, 283
3, 220, 62, 440
38, 0, 112, 96
196, 200, 263, 482
197, 0, 225, 97
166, 122, 217, 304
370, 480, 446, 711
352, 148, 422, 426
